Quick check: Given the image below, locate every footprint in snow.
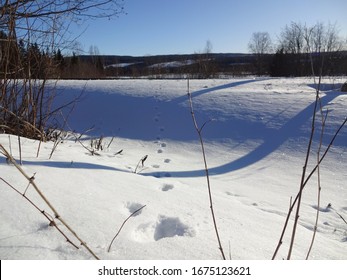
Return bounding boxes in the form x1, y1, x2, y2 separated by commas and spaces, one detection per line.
225, 191, 242, 197
157, 149, 163, 154
311, 204, 331, 213
132, 215, 195, 242
164, 158, 171, 163
161, 183, 174, 192
125, 202, 145, 216
160, 142, 167, 148
154, 216, 195, 241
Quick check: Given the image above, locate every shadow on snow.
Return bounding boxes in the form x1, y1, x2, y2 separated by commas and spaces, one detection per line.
145, 90, 344, 178
3, 80, 343, 178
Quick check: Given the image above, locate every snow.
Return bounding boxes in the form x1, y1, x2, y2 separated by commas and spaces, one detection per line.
148, 60, 195, 68
105, 62, 141, 68
0, 77, 346, 260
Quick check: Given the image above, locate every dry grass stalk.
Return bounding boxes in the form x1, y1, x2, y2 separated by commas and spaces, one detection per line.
0, 177, 79, 249
107, 204, 146, 253
272, 115, 347, 259
187, 79, 226, 260
0, 143, 100, 259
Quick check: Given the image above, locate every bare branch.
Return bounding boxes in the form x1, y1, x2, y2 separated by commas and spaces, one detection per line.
187, 79, 226, 260
107, 204, 146, 253
272, 116, 347, 259
0, 144, 100, 259
0, 177, 80, 249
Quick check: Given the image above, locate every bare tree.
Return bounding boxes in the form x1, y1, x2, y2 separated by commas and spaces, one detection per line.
279, 22, 305, 54
303, 22, 344, 76
89, 45, 100, 57
0, 0, 124, 139
276, 21, 345, 76
0, 1, 125, 52
195, 40, 215, 78
272, 21, 347, 260
204, 39, 213, 54
305, 22, 343, 55
0, 1, 125, 24
248, 32, 272, 55
248, 32, 272, 75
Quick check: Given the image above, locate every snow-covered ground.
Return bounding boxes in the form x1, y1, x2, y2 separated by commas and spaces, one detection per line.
148, 60, 195, 68
0, 77, 346, 260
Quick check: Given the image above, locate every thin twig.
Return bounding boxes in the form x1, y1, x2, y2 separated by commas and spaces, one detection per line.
0, 144, 100, 259
107, 136, 115, 149
306, 108, 328, 259
287, 88, 320, 260
328, 204, 347, 225
0, 177, 79, 249
134, 155, 148, 174
36, 135, 43, 158
107, 205, 146, 253
334, 211, 347, 225
76, 125, 95, 142
49, 130, 63, 159
8, 135, 12, 157
17, 135, 22, 165
187, 79, 226, 260
60, 116, 100, 156
272, 116, 347, 259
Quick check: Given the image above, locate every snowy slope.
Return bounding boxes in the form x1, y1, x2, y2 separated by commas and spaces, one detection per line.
0, 77, 346, 260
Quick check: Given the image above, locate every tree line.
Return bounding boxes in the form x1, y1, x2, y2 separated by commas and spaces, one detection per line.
248, 22, 347, 76
1, 0, 125, 138
1, 0, 346, 80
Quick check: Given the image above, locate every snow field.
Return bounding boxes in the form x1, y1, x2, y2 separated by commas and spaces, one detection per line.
0, 77, 346, 259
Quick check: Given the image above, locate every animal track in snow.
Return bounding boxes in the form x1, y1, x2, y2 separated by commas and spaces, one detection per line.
157, 149, 163, 154
311, 204, 331, 213
125, 202, 145, 216
154, 216, 195, 241
225, 191, 242, 197
164, 158, 171, 163
161, 183, 174, 192
160, 142, 167, 148
133, 215, 195, 242
253, 203, 287, 217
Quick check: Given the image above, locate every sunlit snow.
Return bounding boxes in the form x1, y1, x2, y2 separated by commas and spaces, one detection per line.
1, 77, 346, 259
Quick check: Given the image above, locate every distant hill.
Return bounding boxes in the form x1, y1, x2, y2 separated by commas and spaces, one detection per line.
63, 51, 347, 78
70, 53, 256, 78
78, 53, 253, 66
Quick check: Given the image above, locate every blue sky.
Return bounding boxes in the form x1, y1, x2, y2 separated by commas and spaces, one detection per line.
72, 0, 347, 56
